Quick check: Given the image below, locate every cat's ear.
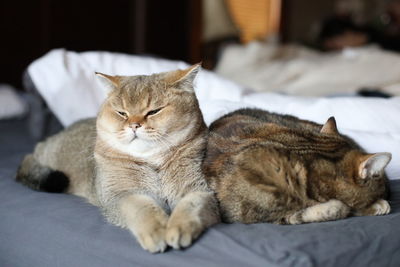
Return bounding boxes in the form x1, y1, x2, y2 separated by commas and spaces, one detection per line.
358, 152, 391, 179
165, 63, 201, 91
95, 72, 120, 88
320, 117, 338, 134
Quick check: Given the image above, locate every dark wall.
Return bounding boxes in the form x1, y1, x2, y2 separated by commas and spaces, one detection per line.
0, 0, 201, 89
281, 0, 335, 44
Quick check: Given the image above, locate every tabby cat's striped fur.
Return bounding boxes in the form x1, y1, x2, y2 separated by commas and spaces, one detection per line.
204, 108, 391, 224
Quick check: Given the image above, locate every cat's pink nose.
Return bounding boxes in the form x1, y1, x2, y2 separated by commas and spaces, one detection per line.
131, 123, 141, 131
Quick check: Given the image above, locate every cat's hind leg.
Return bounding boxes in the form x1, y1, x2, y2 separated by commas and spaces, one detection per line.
16, 154, 69, 193
286, 199, 350, 224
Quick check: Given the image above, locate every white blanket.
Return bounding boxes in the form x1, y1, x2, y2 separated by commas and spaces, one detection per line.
28, 49, 400, 180
216, 42, 400, 96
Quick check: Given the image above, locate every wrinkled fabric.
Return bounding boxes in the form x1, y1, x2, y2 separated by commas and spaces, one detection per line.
1, 119, 400, 267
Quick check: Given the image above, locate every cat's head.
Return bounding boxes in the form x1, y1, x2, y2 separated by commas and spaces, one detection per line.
319, 116, 392, 182
95, 65, 205, 155
314, 117, 391, 207
329, 149, 391, 208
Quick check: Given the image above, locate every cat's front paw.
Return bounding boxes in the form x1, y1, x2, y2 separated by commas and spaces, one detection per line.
290, 199, 350, 224
287, 212, 302, 225
371, 199, 391, 215
136, 216, 168, 253
165, 219, 203, 249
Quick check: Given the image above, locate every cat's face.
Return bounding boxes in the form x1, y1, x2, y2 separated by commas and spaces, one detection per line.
96, 65, 203, 156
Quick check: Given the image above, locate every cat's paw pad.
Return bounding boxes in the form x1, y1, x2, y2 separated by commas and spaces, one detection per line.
371, 199, 391, 215
137, 227, 167, 253
165, 220, 202, 249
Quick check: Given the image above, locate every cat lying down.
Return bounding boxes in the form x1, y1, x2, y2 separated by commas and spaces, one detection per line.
16, 65, 220, 253
204, 108, 391, 224
16, 66, 391, 254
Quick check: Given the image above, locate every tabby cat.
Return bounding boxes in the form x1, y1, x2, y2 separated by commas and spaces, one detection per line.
16, 65, 220, 253
203, 108, 391, 224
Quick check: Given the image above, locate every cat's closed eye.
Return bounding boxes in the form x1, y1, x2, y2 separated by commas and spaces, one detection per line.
146, 108, 163, 117
116, 111, 128, 118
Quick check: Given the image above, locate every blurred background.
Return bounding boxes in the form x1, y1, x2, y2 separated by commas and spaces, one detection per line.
2, 0, 400, 136
3, 0, 400, 88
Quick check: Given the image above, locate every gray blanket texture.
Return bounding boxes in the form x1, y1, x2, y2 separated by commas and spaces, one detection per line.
1, 119, 399, 267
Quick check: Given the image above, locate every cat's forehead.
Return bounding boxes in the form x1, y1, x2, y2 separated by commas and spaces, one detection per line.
110, 74, 168, 110
120, 75, 166, 98
120, 75, 165, 93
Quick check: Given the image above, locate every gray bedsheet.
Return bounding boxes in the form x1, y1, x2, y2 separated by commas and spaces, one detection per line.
1, 119, 400, 267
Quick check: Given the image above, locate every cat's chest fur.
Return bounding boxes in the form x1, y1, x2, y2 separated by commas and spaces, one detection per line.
97, 145, 185, 206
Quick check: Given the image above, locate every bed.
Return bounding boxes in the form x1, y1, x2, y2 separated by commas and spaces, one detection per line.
1, 50, 400, 266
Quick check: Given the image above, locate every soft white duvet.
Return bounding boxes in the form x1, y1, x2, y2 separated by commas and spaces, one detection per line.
216, 42, 400, 96
28, 49, 400, 179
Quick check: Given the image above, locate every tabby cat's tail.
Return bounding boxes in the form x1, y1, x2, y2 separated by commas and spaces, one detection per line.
16, 154, 69, 193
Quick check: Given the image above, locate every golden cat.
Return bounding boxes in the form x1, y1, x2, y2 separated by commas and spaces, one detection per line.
203, 108, 391, 224
17, 65, 220, 253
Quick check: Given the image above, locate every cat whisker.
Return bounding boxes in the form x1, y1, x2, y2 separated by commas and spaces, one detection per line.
150, 134, 173, 149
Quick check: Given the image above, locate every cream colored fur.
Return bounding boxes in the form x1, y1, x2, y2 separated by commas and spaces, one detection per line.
17, 66, 220, 253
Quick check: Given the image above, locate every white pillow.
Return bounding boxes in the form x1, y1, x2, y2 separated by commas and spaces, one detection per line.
28, 49, 244, 127
28, 49, 400, 180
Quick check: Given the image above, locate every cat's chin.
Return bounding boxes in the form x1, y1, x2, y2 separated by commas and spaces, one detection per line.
126, 134, 137, 143
115, 136, 161, 155
124, 131, 153, 143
